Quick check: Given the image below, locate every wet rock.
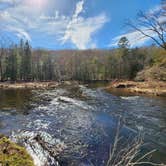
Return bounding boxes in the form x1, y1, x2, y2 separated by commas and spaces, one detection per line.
57, 96, 93, 110
116, 84, 126, 88
113, 82, 136, 88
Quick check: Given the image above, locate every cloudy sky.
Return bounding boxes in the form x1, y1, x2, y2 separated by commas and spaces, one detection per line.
0, 0, 162, 49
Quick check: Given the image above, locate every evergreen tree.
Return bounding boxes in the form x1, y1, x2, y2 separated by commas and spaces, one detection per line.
118, 37, 130, 49
19, 39, 25, 80
24, 40, 32, 81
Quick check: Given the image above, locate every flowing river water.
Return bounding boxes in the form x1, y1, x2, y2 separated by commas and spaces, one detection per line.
0, 83, 165, 166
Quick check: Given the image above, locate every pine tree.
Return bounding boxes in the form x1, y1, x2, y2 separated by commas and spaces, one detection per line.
24, 40, 32, 81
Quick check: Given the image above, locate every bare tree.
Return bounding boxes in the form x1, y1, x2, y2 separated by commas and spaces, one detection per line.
106, 119, 166, 166
126, 1, 166, 50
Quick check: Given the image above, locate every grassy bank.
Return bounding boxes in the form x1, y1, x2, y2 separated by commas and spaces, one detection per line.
0, 135, 34, 166
106, 80, 166, 97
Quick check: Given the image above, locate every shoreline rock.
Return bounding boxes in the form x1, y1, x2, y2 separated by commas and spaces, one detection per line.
105, 80, 166, 97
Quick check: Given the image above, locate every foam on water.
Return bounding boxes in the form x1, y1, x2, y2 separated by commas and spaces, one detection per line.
120, 96, 140, 100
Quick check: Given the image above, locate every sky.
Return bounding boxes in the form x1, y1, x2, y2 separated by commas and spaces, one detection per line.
0, 0, 163, 49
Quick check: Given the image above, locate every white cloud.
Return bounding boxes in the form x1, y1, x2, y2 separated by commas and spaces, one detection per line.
7, 26, 31, 41
0, 0, 109, 48
149, 5, 161, 14
0, 1, 69, 41
73, 0, 84, 19
0, 7, 32, 41
110, 29, 155, 47
61, 0, 109, 49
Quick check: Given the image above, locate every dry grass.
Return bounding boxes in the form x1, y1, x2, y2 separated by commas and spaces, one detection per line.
106, 120, 166, 166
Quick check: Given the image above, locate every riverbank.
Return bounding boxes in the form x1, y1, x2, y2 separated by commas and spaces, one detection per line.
0, 80, 166, 97
0, 81, 59, 89
105, 80, 166, 97
0, 81, 81, 89
0, 135, 34, 166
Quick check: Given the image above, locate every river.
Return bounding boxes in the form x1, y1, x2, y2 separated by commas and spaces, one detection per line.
0, 83, 165, 166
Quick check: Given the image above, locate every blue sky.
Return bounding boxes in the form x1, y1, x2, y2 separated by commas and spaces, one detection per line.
0, 0, 162, 49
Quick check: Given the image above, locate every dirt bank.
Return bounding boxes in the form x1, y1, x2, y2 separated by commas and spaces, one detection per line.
105, 80, 166, 97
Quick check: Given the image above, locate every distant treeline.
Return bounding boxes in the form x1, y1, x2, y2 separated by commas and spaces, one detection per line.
0, 39, 165, 82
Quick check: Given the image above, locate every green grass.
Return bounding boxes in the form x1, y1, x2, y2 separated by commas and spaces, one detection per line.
0, 136, 34, 166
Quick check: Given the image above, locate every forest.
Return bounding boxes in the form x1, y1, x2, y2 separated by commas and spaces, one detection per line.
0, 37, 165, 82
0, 0, 165, 83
